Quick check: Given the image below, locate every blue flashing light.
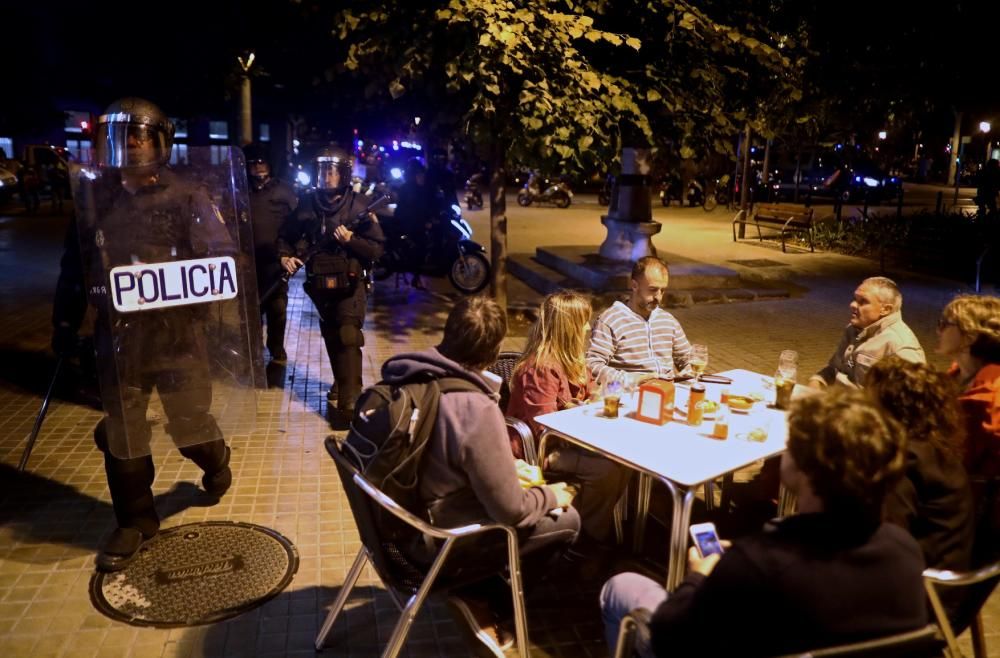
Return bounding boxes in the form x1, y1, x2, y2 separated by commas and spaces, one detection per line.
296, 171, 312, 186
392, 140, 399, 151
390, 167, 403, 180
379, 146, 385, 153
356, 139, 364, 149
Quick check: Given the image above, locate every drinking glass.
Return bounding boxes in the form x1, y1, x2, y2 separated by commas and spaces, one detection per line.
775, 350, 798, 410
778, 350, 798, 379
690, 344, 709, 382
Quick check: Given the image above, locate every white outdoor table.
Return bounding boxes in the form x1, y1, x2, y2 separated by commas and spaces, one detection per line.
534, 368, 806, 591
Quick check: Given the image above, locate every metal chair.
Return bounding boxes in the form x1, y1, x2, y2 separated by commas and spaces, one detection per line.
315, 437, 530, 658
924, 560, 1000, 658
487, 350, 539, 465
613, 608, 943, 658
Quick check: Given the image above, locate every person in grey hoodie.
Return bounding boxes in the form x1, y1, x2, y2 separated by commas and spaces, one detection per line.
382, 296, 579, 657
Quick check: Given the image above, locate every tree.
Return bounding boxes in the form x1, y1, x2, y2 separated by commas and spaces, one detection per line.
313, 0, 805, 307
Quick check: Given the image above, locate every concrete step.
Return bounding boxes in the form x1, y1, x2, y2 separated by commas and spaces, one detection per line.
509, 253, 791, 309
535, 245, 744, 290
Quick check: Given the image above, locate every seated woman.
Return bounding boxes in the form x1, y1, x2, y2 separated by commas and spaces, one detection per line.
601, 388, 927, 657
866, 357, 975, 575
506, 291, 630, 561
936, 294, 1000, 560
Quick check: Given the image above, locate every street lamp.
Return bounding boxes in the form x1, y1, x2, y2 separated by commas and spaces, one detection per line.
878, 130, 887, 140
237, 52, 256, 146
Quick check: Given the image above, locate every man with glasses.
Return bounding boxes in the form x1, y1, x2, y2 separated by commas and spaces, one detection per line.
809, 276, 925, 389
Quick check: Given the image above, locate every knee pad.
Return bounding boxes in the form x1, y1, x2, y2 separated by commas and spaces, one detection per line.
339, 324, 364, 348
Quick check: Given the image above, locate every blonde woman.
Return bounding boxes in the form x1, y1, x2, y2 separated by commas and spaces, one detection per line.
507, 291, 630, 565
936, 295, 1000, 478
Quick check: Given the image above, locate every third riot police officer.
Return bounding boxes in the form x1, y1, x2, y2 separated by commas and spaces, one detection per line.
278, 145, 383, 415
244, 142, 297, 363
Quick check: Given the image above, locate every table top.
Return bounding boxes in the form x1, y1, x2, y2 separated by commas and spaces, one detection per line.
534, 369, 808, 487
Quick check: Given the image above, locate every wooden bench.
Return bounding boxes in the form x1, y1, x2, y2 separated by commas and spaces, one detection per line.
732, 203, 816, 252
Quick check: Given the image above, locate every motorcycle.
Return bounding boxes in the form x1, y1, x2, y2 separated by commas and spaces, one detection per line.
373, 202, 491, 294
658, 175, 730, 211
464, 172, 485, 210
516, 173, 572, 208
597, 174, 614, 206
701, 175, 732, 212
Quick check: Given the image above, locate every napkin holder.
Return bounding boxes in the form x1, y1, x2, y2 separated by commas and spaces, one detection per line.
636, 379, 676, 425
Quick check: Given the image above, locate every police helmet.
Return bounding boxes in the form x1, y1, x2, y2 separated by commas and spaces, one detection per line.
243, 142, 271, 187
95, 97, 174, 170
315, 145, 353, 191
405, 157, 426, 181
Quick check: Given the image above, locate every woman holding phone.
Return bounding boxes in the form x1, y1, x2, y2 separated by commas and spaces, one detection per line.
507, 291, 630, 570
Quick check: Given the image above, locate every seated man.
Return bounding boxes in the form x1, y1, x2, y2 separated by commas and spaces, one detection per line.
601, 388, 927, 657
810, 276, 925, 388
586, 256, 693, 382
382, 296, 579, 657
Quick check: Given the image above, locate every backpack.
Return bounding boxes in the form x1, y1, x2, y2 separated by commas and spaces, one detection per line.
341, 371, 481, 543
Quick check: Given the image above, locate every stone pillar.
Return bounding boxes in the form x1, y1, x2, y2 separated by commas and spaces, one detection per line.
599, 147, 661, 261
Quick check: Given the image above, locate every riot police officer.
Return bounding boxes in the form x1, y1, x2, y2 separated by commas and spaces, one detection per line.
278, 145, 384, 415
52, 98, 243, 572
244, 142, 298, 363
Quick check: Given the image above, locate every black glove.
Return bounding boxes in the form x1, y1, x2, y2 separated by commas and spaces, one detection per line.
51, 325, 78, 357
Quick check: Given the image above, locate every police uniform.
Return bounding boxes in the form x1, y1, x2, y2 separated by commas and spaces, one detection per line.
249, 176, 297, 360
280, 187, 383, 413
52, 98, 240, 572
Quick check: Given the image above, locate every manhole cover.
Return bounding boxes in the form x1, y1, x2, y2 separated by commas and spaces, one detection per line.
727, 259, 788, 268
89, 521, 298, 627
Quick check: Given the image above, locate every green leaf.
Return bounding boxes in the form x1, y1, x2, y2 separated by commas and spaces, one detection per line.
389, 80, 406, 99
479, 33, 492, 47
647, 89, 662, 102
625, 37, 641, 50
584, 30, 601, 42
679, 145, 695, 159
578, 135, 594, 149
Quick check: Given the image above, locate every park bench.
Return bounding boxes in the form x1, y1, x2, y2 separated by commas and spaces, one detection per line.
732, 203, 816, 252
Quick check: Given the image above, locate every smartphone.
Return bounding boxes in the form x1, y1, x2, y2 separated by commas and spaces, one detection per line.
689, 522, 725, 558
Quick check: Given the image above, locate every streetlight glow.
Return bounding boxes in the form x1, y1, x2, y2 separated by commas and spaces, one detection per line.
980, 121, 991, 134
877, 130, 887, 140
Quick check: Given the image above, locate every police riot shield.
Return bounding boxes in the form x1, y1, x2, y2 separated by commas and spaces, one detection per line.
70, 147, 264, 459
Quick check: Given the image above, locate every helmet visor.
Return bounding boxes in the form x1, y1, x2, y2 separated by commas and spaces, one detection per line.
316, 159, 349, 190
95, 123, 170, 169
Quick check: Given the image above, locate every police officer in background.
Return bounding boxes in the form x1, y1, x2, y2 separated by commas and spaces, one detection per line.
244, 142, 297, 363
278, 145, 384, 415
52, 98, 245, 572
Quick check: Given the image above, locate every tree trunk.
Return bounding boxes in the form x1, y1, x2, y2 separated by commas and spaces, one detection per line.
739, 124, 753, 211
489, 139, 508, 311
948, 111, 962, 186
761, 138, 773, 186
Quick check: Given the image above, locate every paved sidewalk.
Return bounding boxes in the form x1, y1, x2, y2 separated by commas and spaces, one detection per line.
0, 202, 997, 657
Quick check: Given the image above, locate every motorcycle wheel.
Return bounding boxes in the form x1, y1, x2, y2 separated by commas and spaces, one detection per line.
702, 194, 718, 212
516, 191, 532, 207
448, 252, 490, 294
553, 191, 571, 208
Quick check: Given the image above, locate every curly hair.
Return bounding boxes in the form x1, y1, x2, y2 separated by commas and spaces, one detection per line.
514, 290, 592, 386
866, 357, 964, 457
787, 388, 906, 521
940, 294, 1000, 364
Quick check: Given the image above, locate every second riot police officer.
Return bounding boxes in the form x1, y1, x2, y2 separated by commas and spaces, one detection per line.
278, 145, 384, 415
244, 142, 298, 363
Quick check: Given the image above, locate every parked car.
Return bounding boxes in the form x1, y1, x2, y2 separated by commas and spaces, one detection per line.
768, 148, 901, 204
0, 162, 17, 203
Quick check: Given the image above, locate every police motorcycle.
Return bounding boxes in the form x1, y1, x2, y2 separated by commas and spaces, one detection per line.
373, 200, 490, 294
516, 172, 573, 208
464, 172, 485, 210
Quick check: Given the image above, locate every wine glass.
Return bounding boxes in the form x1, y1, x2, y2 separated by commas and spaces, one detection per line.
690, 344, 708, 383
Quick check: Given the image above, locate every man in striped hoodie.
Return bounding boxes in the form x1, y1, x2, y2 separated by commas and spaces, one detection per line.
587, 256, 694, 383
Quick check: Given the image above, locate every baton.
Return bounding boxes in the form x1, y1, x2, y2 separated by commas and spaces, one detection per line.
18, 356, 64, 472
259, 194, 389, 305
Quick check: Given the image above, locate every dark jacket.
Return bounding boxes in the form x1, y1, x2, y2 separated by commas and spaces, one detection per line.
381, 348, 558, 530
885, 440, 975, 573
278, 189, 384, 277
249, 177, 297, 286
650, 514, 927, 657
